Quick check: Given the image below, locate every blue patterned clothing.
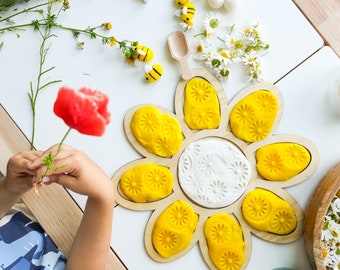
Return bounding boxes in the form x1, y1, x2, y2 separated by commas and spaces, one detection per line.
0, 211, 66, 269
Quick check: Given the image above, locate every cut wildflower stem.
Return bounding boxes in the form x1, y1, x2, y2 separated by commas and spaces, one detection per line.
0, 1, 145, 62
27, 0, 62, 149
42, 127, 71, 174
34, 127, 72, 194
0, 2, 52, 24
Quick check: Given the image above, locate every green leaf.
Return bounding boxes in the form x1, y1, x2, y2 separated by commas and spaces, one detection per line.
42, 153, 54, 170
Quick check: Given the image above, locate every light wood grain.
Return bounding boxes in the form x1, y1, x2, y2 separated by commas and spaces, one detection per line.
293, 0, 340, 57
304, 162, 340, 270
0, 104, 126, 270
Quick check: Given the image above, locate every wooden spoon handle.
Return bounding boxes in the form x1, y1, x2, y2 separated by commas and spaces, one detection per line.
179, 57, 192, 80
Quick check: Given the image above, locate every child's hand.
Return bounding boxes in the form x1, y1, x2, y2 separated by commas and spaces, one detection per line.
29, 144, 114, 203
4, 150, 42, 195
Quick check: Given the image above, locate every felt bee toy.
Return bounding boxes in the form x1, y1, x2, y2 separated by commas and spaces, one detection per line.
144, 64, 163, 83
175, 1, 195, 27
136, 45, 154, 63
181, 2, 195, 26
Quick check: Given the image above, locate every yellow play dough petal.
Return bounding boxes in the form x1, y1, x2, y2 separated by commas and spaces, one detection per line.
267, 208, 297, 235
204, 213, 246, 270
230, 90, 278, 142
242, 189, 297, 234
256, 142, 311, 181
120, 164, 174, 202
152, 200, 198, 258
210, 247, 245, 270
184, 77, 221, 129
130, 105, 183, 157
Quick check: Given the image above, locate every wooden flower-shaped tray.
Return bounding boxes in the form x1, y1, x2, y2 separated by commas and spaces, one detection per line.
112, 69, 319, 270
305, 162, 340, 270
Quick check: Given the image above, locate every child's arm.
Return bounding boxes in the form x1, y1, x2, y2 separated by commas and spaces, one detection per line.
30, 144, 115, 270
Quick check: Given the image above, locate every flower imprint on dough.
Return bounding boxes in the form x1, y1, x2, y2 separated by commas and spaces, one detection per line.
112, 69, 319, 270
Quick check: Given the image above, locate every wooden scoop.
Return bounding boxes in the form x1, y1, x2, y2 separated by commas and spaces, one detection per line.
168, 31, 192, 80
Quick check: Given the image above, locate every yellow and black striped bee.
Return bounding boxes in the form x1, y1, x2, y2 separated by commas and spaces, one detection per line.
180, 2, 195, 26
145, 64, 163, 83
136, 45, 154, 63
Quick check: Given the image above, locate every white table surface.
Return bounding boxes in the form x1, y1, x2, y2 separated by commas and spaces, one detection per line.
1, 0, 338, 269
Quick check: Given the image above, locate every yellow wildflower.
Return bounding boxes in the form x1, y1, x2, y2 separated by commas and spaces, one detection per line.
103, 22, 112, 30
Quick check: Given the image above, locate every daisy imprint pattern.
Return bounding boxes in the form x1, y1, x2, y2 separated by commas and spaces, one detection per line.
112, 69, 319, 270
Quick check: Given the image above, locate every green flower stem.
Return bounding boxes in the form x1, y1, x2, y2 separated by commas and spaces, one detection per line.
0, 2, 51, 23
54, 24, 102, 35
0, 21, 113, 45
56, 127, 72, 154
29, 22, 62, 149
28, 1, 63, 150
40, 127, 72, 180
50, 23, 109, 40
0, 22, 35, 32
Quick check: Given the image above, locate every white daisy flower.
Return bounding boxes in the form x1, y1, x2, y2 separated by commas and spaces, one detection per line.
191, 37, 213, 61
331, 197, 340, 213
322, 224, 335, 242
205, 51, 231, 79
222, 36, 243, 62
241, 51, 264, 81
328, 219, 340, 240
215, 66, 231, 80
218, 49, 233, 65
241, 21, 261, 38
323, 246, 340, 268
204, 51, 220, 70
203, 12, 223, 35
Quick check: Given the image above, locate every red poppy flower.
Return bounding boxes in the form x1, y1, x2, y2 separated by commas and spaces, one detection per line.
53, 86, 111, 136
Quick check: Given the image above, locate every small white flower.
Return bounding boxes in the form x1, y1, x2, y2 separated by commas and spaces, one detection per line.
203, 12, 223, 35
331, 197, 340, 213
322, 225, 335, 242
202, 45, 234, 80
204, 51, 223, 70
191, 37, 213, 61
212, 54, 231, 79
222, 37, 242, 61
241, 52, 263, 81
328, 219, 340, 241
241, 21, 261, 38
324, 246, 340, 268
